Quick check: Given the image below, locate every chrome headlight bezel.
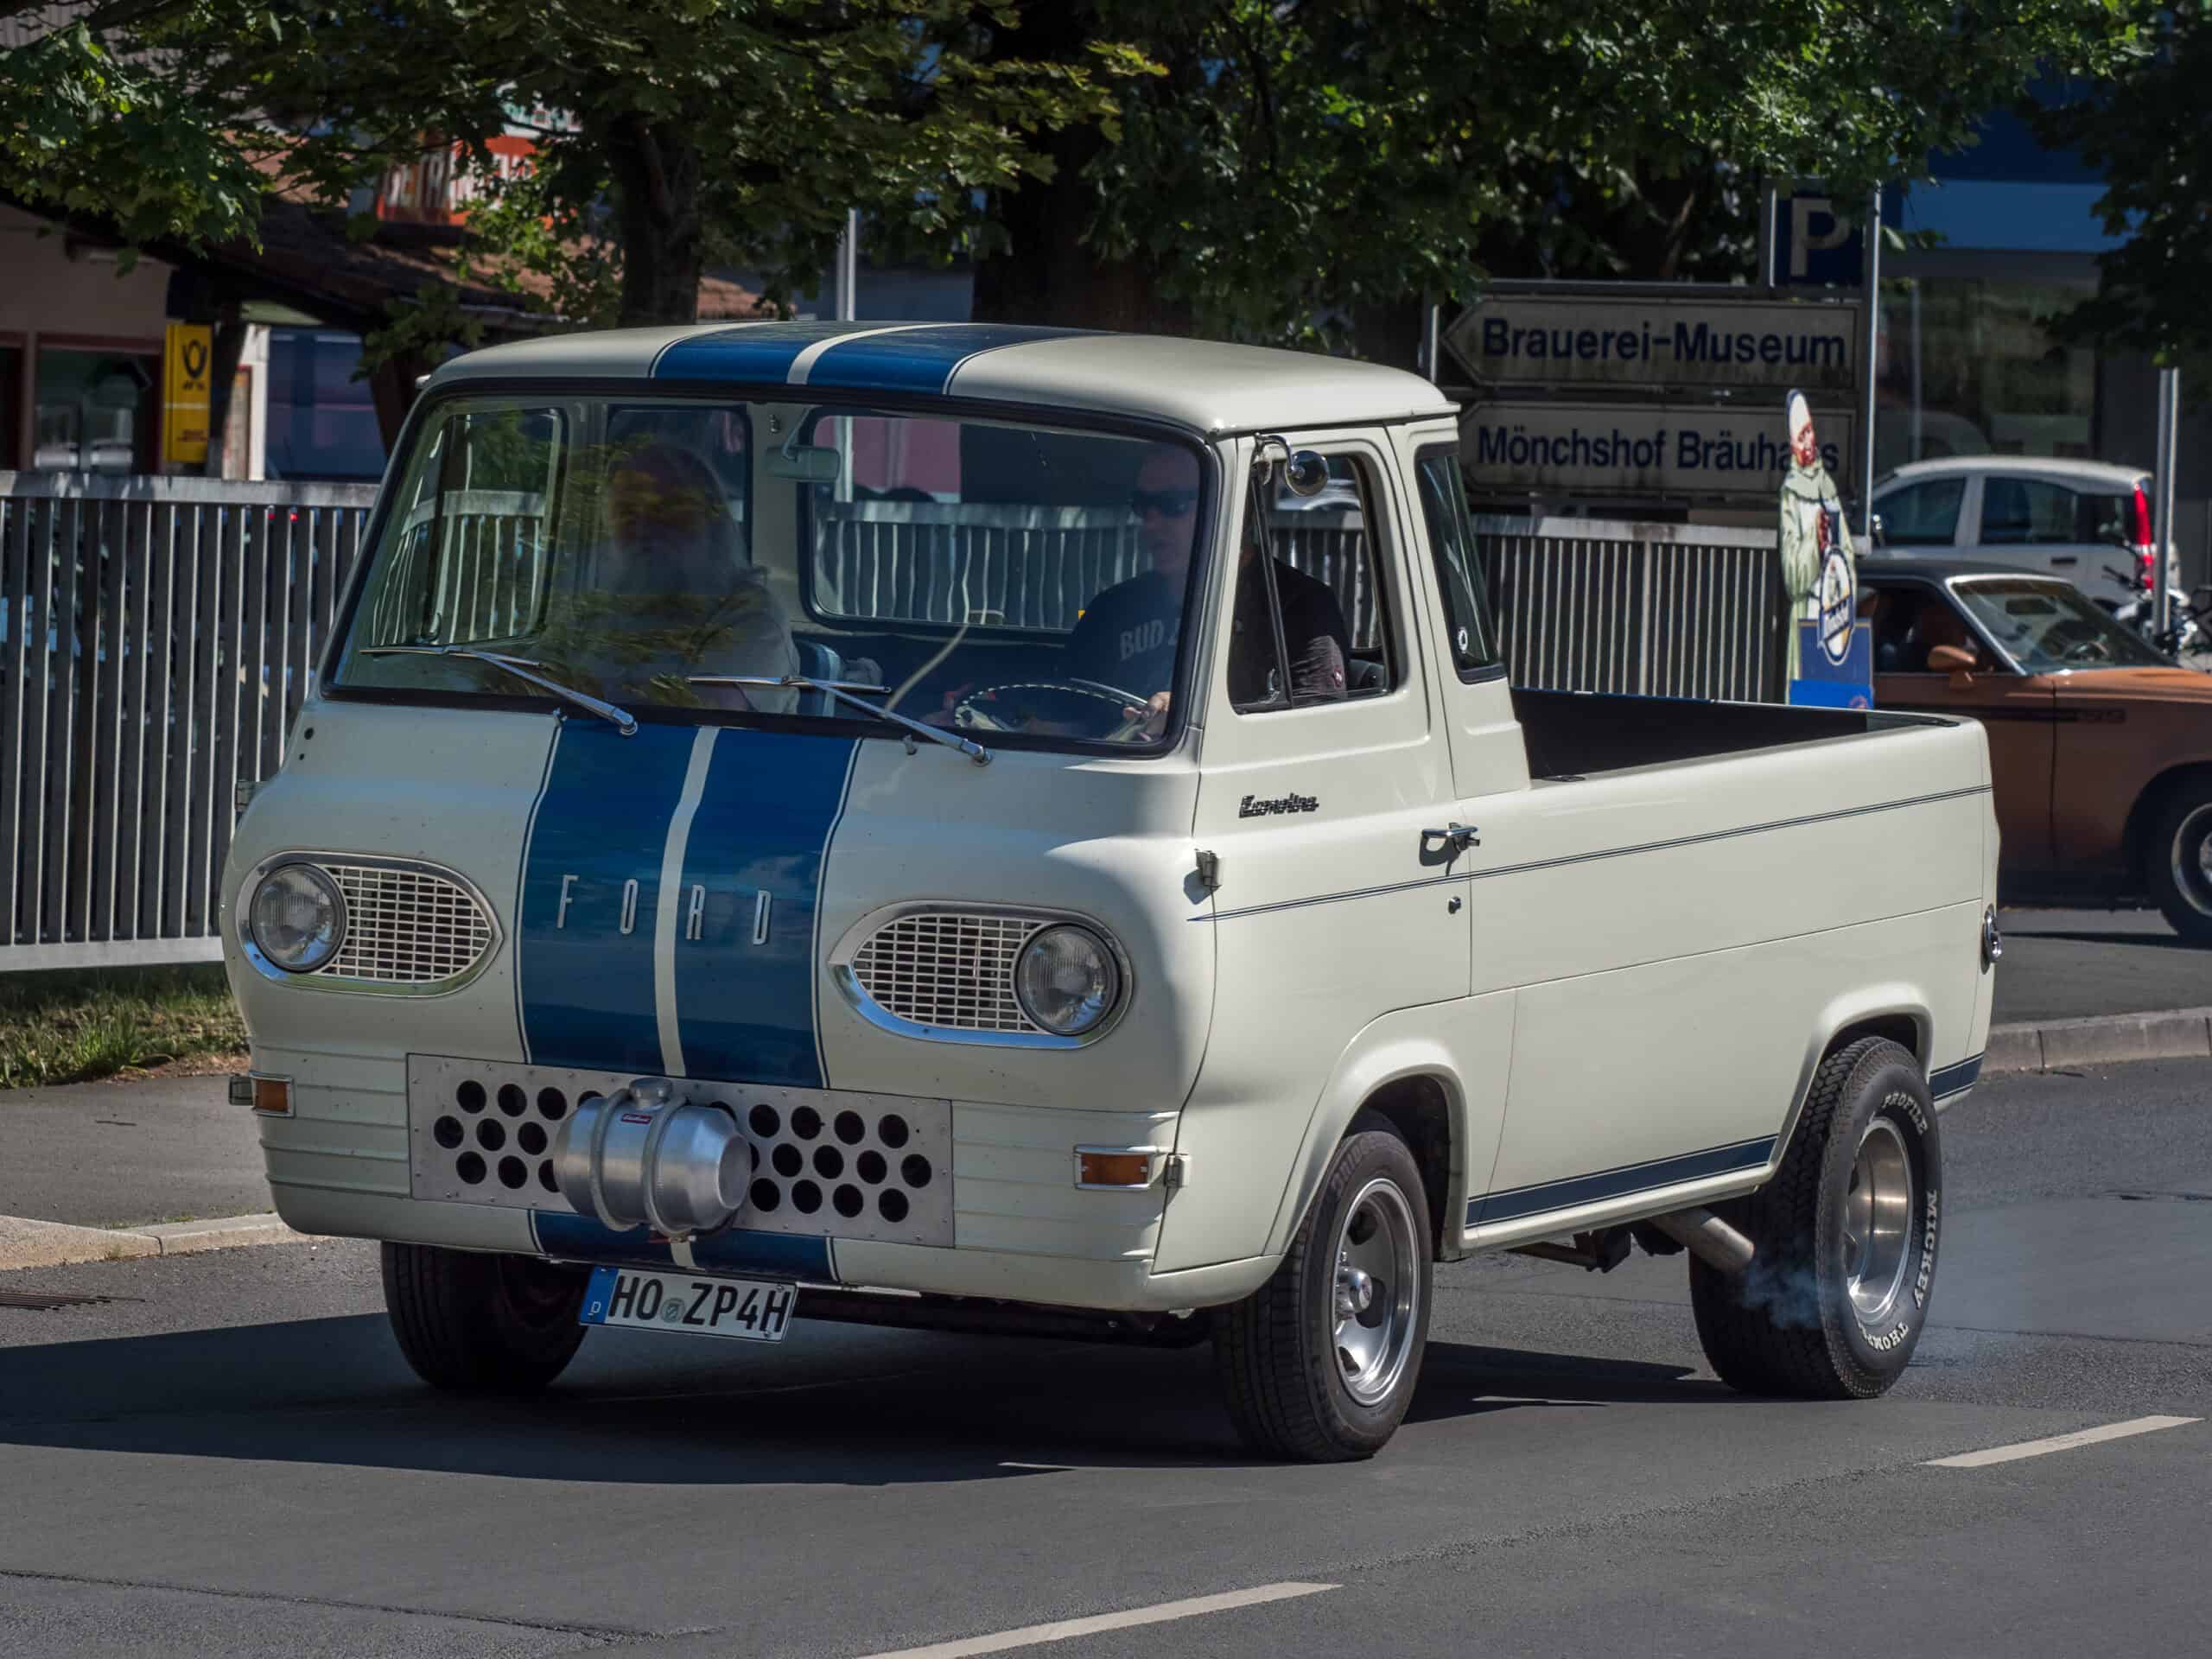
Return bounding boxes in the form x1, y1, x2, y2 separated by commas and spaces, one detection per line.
1012, 923, 1124, 1039
244, 860, 349, 976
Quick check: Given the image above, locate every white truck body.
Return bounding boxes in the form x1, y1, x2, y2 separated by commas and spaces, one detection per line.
223, 323, 1996, 1450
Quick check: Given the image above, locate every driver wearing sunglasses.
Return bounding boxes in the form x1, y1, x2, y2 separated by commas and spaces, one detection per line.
1058, 445, 1205, 732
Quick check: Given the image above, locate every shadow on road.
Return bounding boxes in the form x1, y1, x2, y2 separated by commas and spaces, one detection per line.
0, 1308, 1728, 1484
2007, 927, 2197, 951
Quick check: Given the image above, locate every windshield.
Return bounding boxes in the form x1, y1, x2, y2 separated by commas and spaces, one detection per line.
1950, 577, 2171, 673
331, 395, 1207, 750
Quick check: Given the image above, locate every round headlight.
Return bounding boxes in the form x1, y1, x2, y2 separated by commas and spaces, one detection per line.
1014, 924, 1122, 1038
248, 863, 346, 973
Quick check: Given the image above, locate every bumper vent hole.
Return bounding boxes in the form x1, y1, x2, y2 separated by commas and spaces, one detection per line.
537, 1088, 568, 1120
456, 1080, 486, 1114
456, 1152, 486, 1185
433, 1116, 464, 1150
476, 1119, 506, 1152
497, 1084, 527, 1117
791, 1179, 823, 1214
537, 1160, 559, 1193
856, 1149, 887, 1184
878, 1115, 910, 1148
791, 1106, 823, 1141
748, 1103, 781, 1138
772, 1143, 804, 1179
750, 1179, 781, 1213
518, 1122, 548, 1156
497, 1156, 527, 1190
814, 1146, 844, 1179
833, 1184, 863, 1218
878, 1189, 909, 1224
901, 1154, 934, 1190
834, 1109, 865, 1145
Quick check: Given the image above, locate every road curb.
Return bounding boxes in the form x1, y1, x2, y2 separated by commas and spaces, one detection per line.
0, 1211, 308, 1273
1983, 1007, 2212, 1076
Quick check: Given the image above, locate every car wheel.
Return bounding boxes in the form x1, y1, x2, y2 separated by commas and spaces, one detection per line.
1214, 1117, 1433, 1461
1689, 1037, 1941, 1398
382, 1242, 589, 1393
2148, 785, 2212, 945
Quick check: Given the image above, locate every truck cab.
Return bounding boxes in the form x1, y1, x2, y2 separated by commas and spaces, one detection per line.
226, 322, 1997, 1459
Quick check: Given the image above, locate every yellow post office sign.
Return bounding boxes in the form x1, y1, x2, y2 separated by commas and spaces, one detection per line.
163, 321, 213, 465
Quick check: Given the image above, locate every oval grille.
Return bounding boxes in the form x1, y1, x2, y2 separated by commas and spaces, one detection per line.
320, 861, 496, 986
849, 911, 1048, 1034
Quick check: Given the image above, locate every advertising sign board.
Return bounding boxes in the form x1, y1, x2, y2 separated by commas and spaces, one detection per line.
1443, 289, 1861, 396
1460, 400, 1857, 505
162, 322, 213, 467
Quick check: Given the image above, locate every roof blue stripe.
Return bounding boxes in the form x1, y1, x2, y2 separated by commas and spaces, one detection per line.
652, 321, 874, 382
803, 323, 1092, 394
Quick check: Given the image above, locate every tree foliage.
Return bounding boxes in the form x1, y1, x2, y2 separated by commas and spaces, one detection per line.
2037, 2, 2212, 374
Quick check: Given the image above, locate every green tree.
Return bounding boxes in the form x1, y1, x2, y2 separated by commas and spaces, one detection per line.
2036, 3, 2212, 376
970, 1, 2138, 361
0, 1, 1141, 344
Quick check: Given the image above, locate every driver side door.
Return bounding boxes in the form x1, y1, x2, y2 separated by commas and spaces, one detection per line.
1870, 581, 2056, 871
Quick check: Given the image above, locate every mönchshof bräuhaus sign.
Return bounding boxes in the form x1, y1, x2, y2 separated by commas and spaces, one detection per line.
1460, 402, 1858, 502
1445, 288, 1861, 397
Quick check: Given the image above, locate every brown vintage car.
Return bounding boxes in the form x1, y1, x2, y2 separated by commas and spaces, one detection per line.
1860, 559, 2212, 941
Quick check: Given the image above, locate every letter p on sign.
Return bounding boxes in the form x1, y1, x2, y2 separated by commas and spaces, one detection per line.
1789, 198, 1854, 281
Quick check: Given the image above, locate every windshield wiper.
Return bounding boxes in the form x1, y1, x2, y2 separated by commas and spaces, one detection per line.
687, 675, 990, 766
361, 646, 639, 736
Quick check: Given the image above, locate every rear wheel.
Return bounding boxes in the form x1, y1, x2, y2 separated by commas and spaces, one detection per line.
1689, 1037, 1941, 1398
2147, 785, 2212, 945
382, 1242, 589, 1393
1215, 1118, 1433, 1461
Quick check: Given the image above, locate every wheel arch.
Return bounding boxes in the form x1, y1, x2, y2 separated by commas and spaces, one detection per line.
1262, 1024, 1490, 1268
2125, 761, 2212, 888
1773, 990, 1932, 1166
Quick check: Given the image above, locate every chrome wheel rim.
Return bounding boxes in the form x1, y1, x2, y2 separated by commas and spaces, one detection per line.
2171, 804, 2212, 917
1842, 1117, 1915, 1323
1332, 1176, 1421, 1407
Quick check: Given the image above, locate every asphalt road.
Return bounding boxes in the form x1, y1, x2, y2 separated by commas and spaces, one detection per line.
1993, 906, 2212, 1023
0, 1062, 2206, 1658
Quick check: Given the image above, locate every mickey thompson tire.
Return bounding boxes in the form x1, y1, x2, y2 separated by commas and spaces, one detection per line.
1215, 1118, 1433, 1461
382, 1243, 590, 1393
1690, 1037, 1942, 1398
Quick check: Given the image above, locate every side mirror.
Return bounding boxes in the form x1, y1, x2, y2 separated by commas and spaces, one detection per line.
1282, 450, 1331, 498
1927, 643, 1977, 682
766, 443, 841, 484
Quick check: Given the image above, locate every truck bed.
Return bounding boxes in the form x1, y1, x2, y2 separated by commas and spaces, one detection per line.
1511, 686, 1942, 781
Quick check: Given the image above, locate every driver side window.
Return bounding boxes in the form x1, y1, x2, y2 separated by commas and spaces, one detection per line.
1230, 454, 1393, 714
1871, 588, 1989, 674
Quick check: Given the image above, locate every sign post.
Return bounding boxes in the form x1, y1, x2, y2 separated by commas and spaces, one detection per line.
162, 322, 213, 467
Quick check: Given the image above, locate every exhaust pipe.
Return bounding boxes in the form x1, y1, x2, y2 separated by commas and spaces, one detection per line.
553, 1078, 750, 1237
1646, 1207, 1755, 1274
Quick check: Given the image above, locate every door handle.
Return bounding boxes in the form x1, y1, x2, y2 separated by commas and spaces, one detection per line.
1421, 823, 1480, 855
2050, 555, 2078, 566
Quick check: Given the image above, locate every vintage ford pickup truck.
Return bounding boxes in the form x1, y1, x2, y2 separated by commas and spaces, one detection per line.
224, 322, 1998, 1460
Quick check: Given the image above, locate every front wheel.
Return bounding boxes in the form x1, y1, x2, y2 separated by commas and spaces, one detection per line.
1214, 1119, 1433, 1461
1690, 1037, 1941, 1398
2147, 785, 2212, 945
382, 1243, 589, 1393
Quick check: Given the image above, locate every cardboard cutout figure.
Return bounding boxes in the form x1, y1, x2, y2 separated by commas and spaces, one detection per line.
1778, 389, 1852, 683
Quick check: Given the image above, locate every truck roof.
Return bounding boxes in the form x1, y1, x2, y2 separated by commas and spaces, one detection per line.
426, 321, 1458, 436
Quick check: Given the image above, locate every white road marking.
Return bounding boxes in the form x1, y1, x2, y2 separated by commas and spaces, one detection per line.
653, 728, 719, 1076
850, 1582, 1338, 1659
1925, 1414, 2201, 1469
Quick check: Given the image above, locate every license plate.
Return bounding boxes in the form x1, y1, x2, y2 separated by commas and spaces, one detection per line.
579, 1265, 795, 1344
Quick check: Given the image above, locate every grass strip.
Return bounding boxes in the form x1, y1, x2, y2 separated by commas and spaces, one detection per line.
0, 965, 245, 1090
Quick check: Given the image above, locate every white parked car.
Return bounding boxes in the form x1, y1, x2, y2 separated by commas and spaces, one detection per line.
224, 322, 1997, 1460
1870, 455, 2171, 599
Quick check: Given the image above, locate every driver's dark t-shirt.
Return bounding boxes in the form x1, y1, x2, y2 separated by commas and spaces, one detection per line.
1068, 569, 1182, 696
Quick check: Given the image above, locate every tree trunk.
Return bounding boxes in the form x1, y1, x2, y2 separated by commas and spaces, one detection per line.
970, 8, 1186, 334
607, 117, 705, 327
200, 303, 247, 479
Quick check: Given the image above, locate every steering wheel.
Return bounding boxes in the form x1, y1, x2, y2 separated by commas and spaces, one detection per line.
952, 682, 1150, 741
2063, 633, 2113, 664
1067, 677, 1152, 709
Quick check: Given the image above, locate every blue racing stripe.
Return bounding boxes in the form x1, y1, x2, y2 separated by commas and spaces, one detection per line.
654, 320, 874, 384
1929, 1053, 1982, 1098
534, 1210, 836, 1282
672, 728, 858, 1085
1470, 1136, 1777, 1226
517, 721, 696, 1071
804, 323, 1091, 394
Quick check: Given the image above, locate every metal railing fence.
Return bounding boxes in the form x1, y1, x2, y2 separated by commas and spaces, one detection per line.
1475, 516, 1788, 702
0, 473, 378, 968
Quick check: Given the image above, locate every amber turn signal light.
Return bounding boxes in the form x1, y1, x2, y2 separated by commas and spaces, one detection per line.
1075, 1148, 1155, 1189
235, 1074, 293, 1116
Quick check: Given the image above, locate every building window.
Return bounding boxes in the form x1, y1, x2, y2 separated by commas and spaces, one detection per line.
266, 328, 387, 481
33, 349, 155, 472
1876, 274, 2098, 473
